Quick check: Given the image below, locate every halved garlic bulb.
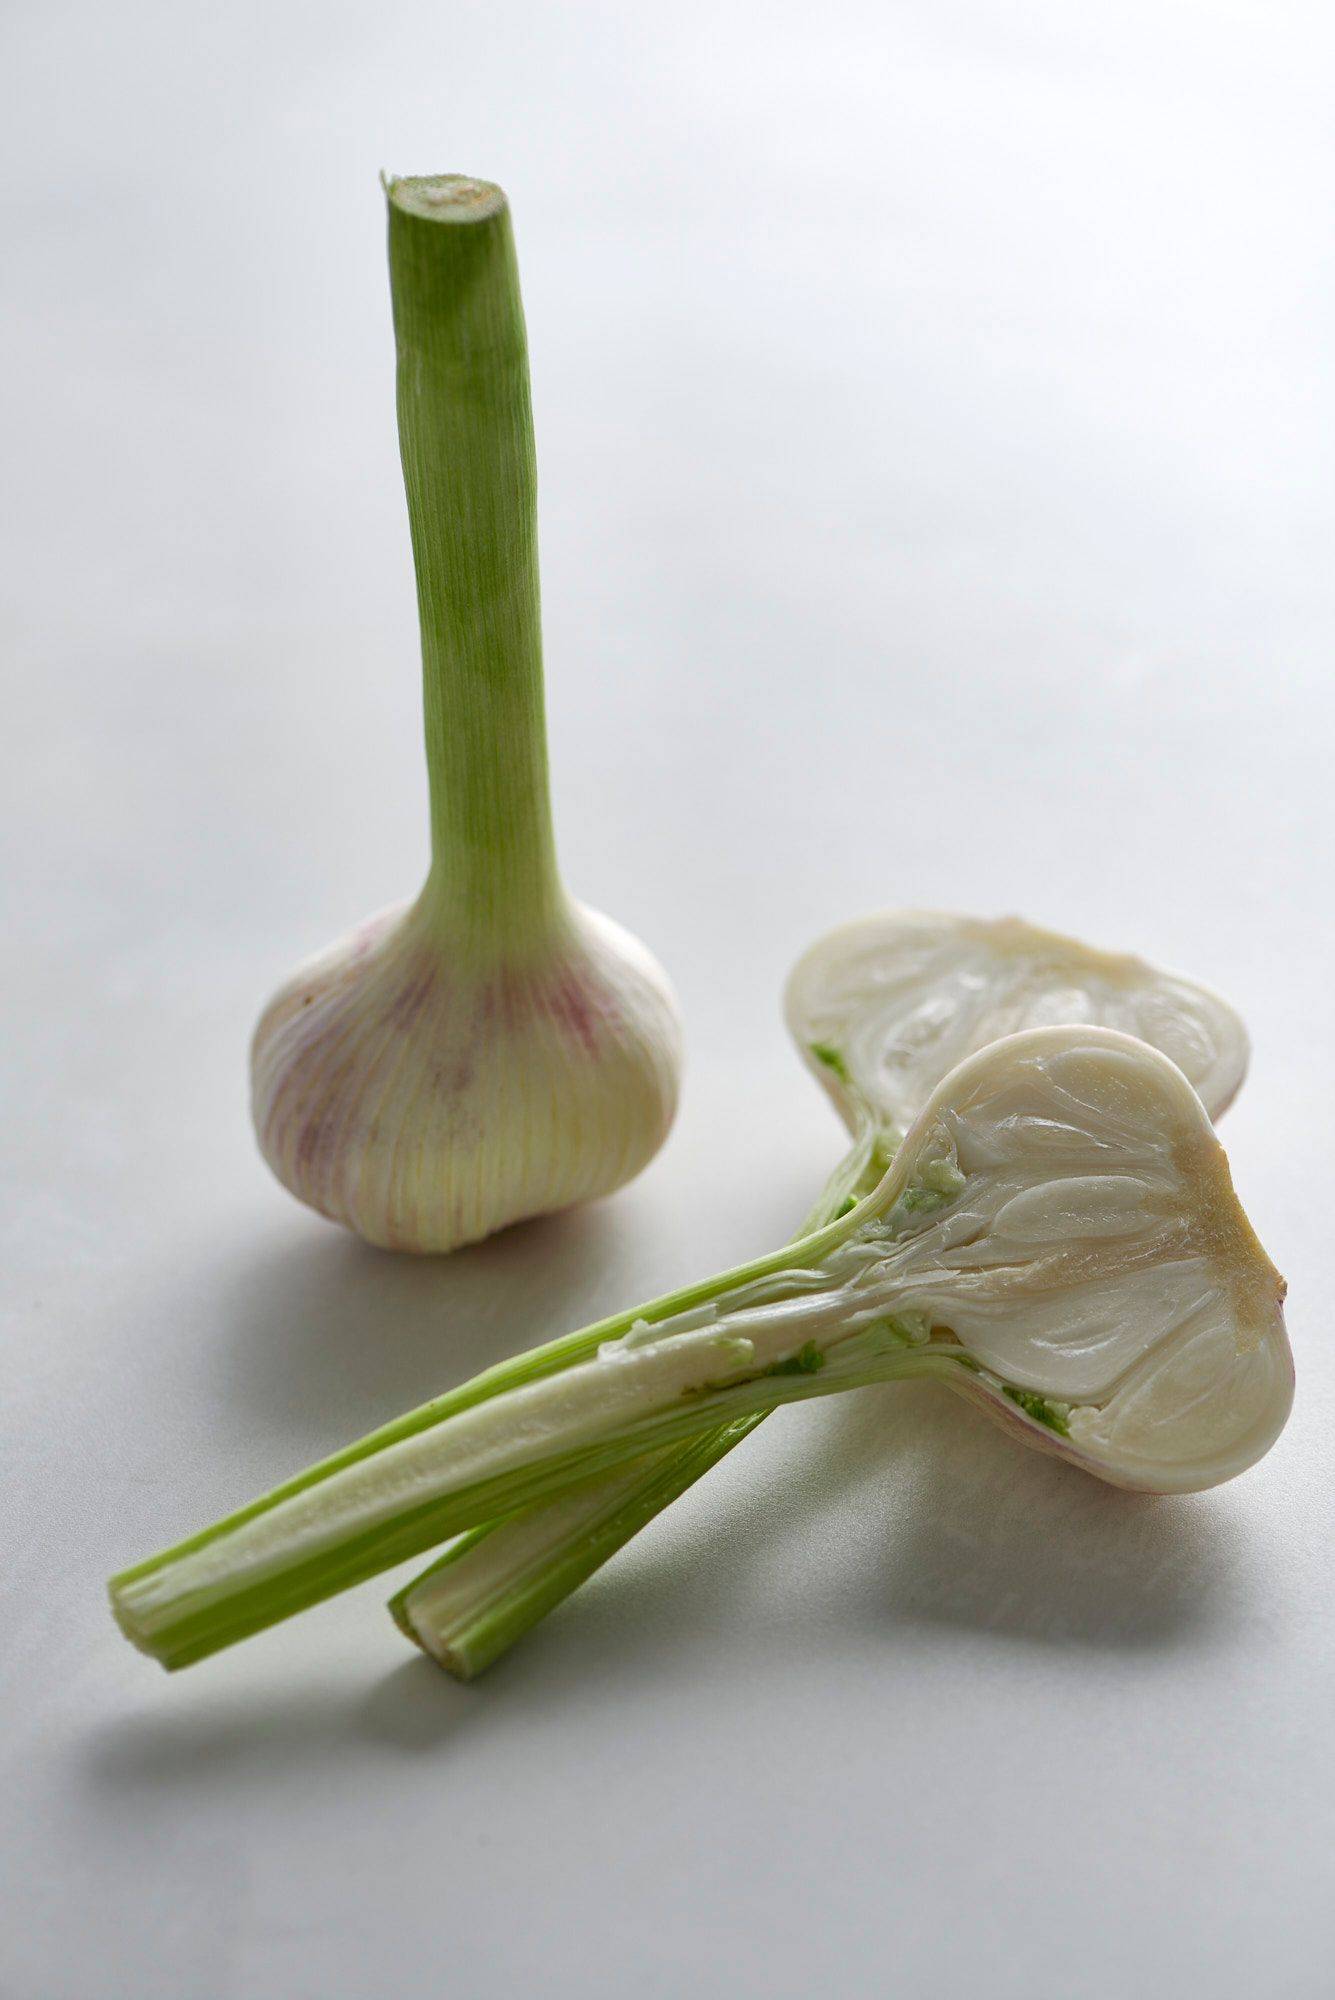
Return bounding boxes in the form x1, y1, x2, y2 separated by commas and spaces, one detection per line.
828, 1023, 1290, 1491
249, 174, 684, 1252
111, 1026, 1290, 1674
386, 912, 1263, 1674
786, 911, 1249, 1152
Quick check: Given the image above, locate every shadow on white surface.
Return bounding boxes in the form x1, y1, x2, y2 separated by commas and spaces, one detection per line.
206, 1201, 632, 1451
532, 1382, 1252, 1665
82, 1659, 480, 1799
823, 1384, 1248, 1650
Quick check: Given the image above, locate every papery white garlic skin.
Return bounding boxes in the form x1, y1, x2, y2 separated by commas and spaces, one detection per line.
250, 896, 682, 1254
785, 910, 1250, 1142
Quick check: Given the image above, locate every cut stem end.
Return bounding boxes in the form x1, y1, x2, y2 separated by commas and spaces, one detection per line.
384, 173, 508, 225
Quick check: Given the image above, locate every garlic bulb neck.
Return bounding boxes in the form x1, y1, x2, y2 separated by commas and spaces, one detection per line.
389, 175, 562, 949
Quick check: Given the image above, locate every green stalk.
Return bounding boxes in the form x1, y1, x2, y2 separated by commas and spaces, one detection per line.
388, 1423, 759, 1678
109, 1208, 886, 1671
388, 174, 563, 950
389, 1119, 888, 1677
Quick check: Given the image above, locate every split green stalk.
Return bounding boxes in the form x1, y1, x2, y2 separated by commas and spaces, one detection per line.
388, 1120, 888, 1676
389, 1427, 760, 1678
389, 174, 563, 950
108, 1202, 911, 1669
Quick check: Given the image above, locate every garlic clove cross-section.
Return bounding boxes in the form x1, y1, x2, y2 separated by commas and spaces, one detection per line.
249, 174, 683, 1252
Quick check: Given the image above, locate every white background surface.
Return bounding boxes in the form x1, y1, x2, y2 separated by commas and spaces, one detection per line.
3, 3, 1333, 1995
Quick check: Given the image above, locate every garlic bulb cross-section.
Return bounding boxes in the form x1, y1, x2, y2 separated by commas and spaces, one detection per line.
785, 910, 1249, 1154
850, 1024, 1291, 1491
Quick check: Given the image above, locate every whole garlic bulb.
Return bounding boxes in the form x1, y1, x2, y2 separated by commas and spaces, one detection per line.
110, 1026, 1291, 1678
252, 896, 680, 1253
250, 174, 682, 1252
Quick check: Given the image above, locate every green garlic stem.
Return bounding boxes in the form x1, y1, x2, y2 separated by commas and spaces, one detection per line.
388, 1421, 760, 1679
388, 175, 563, 949
391, 1119, 889, 1675
108, 1213, 893, 1671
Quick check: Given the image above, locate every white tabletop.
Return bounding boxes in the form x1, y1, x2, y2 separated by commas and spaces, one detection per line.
4, 4, 1333, 1995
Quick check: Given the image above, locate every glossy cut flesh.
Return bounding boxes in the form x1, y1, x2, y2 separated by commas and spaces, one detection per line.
857, 1027, 1290, 1491
785, 910, 1249, 1143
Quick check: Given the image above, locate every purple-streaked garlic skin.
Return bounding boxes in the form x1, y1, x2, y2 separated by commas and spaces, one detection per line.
250, 897, 682, 1253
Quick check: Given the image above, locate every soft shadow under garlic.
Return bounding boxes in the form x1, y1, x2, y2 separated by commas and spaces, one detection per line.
82, 1661, 478, 1799
825, 1382, 1247, 1652
538, 1382, 1248, 1667
213, 1201, 629, 1454
547, 1376, 1247, 1672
